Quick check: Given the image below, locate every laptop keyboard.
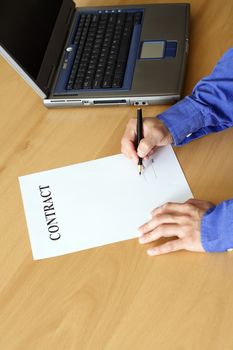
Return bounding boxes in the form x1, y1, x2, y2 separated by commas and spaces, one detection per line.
66, 11, 142, 90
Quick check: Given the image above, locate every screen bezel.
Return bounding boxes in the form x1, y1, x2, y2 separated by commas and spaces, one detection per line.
0, 0, 75, 96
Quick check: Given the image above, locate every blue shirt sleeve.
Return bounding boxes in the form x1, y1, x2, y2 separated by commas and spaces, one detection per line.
157, 48, 233, 252
157, 48, 233, 146
201, 200, 233, 252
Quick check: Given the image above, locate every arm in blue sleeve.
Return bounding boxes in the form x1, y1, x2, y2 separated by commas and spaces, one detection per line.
201, 199, 233, 252
158, 48, 233, 145
158, 49, 233, 252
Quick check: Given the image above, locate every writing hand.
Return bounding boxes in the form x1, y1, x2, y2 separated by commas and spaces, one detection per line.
138, 199, 215, 256
121, 117, 173, 163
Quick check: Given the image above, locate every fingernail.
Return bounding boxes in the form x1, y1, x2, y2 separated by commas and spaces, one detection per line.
151, 207, 159, 216
137, 150, 144, 158
138, 226, 144, 234
147, 248, 157, 256
139, 236, 146, 244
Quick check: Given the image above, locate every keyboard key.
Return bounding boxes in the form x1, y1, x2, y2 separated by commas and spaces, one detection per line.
112, 78, 123, 88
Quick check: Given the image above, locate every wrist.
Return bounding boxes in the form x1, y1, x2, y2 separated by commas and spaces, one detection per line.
155, 118, 173, 145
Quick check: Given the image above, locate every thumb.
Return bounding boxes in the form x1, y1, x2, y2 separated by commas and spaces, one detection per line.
137, 138, 156, 158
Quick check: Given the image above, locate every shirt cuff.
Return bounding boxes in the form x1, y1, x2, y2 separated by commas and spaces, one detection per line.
201, 200, 233, 252
157, 96, 208, 145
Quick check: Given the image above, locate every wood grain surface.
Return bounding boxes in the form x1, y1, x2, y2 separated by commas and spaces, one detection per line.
1, 1, 233, 349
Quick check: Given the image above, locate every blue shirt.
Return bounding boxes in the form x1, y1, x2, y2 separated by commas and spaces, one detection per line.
158, 48, 233, 252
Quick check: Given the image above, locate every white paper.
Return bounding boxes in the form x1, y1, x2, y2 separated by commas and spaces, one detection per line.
19, 145, 193, 260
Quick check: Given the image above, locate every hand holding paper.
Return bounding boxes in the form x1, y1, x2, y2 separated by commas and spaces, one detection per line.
138, 198, 214, 256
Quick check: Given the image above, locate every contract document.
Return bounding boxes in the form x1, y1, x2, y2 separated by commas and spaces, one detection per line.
19, 145, 193, 260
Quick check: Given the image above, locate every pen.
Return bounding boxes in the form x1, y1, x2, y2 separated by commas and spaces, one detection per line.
137, 108, 143, 175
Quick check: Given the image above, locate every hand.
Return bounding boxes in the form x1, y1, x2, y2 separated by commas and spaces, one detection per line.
138, 199, 215, 256
121, 117, 173, 163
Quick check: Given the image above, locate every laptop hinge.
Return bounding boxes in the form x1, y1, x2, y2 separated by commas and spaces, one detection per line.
36, 1, 76, 96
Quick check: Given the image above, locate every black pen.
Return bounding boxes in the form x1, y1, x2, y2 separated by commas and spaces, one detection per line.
137, 108, 143, 175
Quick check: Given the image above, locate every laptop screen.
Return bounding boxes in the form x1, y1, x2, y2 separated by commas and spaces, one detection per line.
0, 0, 63, 80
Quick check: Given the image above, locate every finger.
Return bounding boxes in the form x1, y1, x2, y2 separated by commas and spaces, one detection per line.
145, 146, 157, 159
139, 147, 157, 161
139, 214, 183, 235
121, 120, 138, 162
124, 120, 137, 145
151, 201, 195, 216
185, 198, 214, 210
139, 224, 181, 244
137, 138, 156, 158
121, 140, 138, 163
147, 239, 184, 256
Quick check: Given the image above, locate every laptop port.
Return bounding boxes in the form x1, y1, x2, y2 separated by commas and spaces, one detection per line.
93, 100, 127, 105
134, 101, 148, 106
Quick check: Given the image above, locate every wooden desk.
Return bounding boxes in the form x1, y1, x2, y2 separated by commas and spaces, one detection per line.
1, 1, 233, 349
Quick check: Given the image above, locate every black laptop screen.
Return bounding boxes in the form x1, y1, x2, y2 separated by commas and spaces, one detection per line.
0, 0, 63, 80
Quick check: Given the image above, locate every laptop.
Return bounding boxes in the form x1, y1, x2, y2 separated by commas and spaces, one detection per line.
0, 1, 190, 108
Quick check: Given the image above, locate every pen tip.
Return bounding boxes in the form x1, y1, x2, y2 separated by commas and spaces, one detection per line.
138, 164, 143, 175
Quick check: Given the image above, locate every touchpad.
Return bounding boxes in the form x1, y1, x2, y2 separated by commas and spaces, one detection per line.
140, 41, 165, 59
